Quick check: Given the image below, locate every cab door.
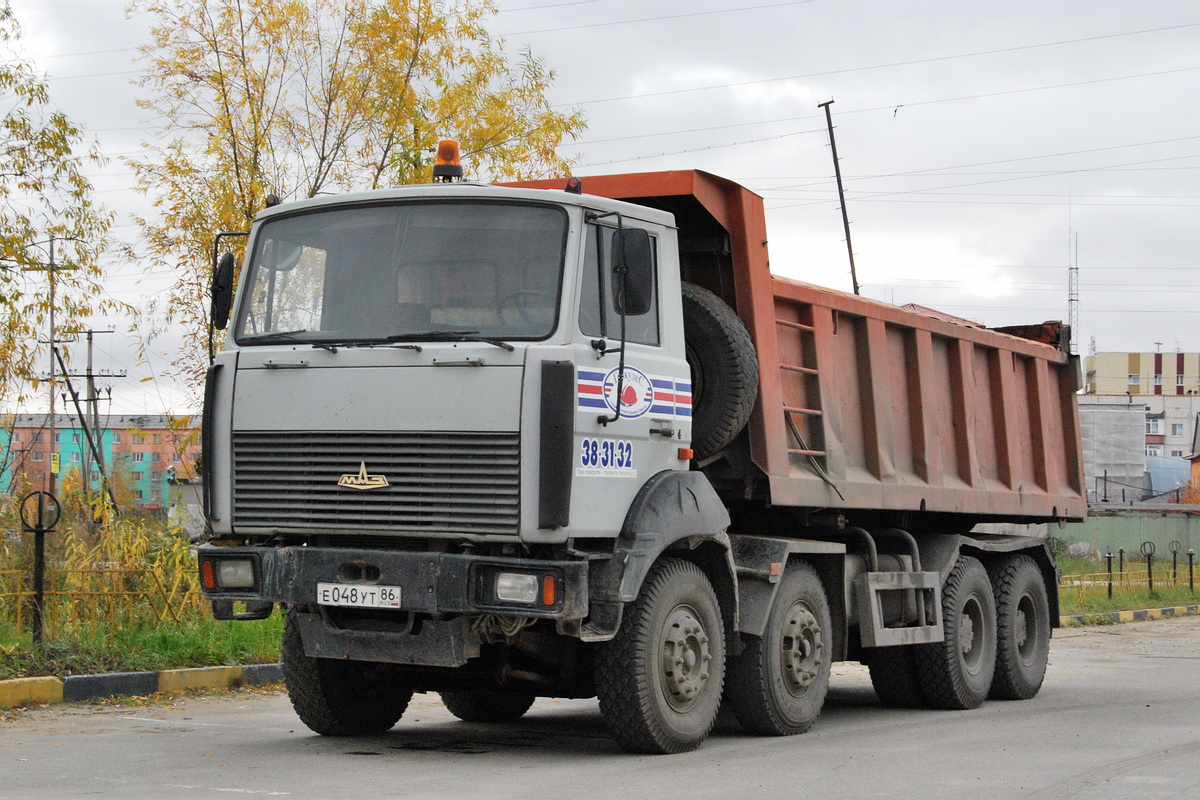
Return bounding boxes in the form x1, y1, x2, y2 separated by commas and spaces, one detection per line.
568, 220, 691, 537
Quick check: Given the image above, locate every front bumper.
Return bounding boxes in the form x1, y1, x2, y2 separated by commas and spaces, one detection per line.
197, 544, 589, 620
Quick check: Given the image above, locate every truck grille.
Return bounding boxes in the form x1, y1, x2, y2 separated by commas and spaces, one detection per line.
231, 431, 520, 535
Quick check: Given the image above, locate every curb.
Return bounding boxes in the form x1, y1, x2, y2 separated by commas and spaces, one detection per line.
1059, 604, 1200, 627
0, 663, 282, 709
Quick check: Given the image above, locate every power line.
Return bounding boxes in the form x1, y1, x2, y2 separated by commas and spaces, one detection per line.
767, 151, 1200, 211
501, 1, 816, 36
572, 70, 1200, 168
555, 22, 1200, 106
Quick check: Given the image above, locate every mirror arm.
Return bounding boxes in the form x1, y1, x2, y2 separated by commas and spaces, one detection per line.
591, 211, 630, 427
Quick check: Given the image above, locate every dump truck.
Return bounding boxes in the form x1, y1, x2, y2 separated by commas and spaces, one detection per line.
198, 144, 1085, 753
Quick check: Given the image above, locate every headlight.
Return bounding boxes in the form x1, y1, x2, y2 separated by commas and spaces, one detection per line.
202, 558, 256, 590
495, 572, 539, 604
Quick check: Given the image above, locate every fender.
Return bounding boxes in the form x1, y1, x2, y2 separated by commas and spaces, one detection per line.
582, 471, 734, 642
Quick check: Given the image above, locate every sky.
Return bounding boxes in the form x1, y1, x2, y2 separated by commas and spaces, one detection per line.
8, 0, 1200, 415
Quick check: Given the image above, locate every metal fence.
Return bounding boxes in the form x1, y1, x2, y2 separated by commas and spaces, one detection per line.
0, 566, 205, 637
1059, 565, 1197, 602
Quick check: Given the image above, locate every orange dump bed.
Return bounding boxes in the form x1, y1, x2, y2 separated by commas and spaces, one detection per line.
511, 171, 1086, 523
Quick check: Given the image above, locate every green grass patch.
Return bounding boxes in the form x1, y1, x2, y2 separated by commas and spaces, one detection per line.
0, 614, 282, 680
1058, 584, 1198, 616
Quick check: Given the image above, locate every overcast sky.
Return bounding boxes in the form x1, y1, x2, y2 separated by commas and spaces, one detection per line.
8, 0, 1200, 414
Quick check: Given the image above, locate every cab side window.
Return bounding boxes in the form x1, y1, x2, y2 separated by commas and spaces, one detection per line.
578, 225, 659, 345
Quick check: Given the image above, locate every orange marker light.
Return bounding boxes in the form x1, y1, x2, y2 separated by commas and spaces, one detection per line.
542, 575, 556, 607
678, 447, 694, 461
432, 139, 464, 182
200, 560, 216, 590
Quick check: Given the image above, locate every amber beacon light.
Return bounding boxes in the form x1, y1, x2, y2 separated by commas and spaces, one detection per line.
433, 139, 464, 182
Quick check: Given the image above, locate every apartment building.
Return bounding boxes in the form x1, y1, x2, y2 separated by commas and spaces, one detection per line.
0, 413, 200, 510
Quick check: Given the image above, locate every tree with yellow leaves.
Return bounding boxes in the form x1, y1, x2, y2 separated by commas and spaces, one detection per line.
0, 4, 114, 406
128, 0, 586, 395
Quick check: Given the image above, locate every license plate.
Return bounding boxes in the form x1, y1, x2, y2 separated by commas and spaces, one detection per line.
316, 582, 402, 609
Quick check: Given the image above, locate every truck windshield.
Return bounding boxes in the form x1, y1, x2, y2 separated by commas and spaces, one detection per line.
235, 201, 567, 343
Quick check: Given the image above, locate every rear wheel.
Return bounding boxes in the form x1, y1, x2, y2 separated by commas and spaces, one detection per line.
727, 562, 831, 735
595, 558, 726, 754
915, 556, 996, 710
282, 609, 413, 735
865, 644, 927, 708
440, 690, 536, 723
988, 555, 1051, 700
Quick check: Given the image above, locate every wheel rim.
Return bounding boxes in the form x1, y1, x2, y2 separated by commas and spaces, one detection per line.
959, 594, 988, 676
661, 603, 713, 712
1015, 592, 1038, 661
779, 601, 823, 697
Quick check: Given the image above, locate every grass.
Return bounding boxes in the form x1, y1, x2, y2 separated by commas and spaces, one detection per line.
1058, 581, 1198, 616
0, 616, 282, 680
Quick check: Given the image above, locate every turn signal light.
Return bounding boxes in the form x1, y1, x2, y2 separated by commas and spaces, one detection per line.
200, 559, 216, 590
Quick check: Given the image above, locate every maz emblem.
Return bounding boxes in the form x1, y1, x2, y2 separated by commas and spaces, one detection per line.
337, 462, 390, 490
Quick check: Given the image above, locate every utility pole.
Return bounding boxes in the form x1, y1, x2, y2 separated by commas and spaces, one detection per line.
1067, 233, 1079, 355
819, 99, 860, 296
59, 329, 125, 525
22, 234, 79, 495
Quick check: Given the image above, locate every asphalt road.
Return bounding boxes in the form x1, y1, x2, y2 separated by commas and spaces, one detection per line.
2, 616, 1198, 800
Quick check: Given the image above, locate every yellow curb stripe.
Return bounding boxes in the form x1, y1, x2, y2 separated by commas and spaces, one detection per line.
0, 676, 64, 708
1060, 606, 1200, 626
156, 666, 245, 694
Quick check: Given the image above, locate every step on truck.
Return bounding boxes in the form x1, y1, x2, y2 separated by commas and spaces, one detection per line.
198, 142, 1085, 754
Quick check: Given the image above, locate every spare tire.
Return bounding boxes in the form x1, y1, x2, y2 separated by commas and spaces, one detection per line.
681, 282, 758, 459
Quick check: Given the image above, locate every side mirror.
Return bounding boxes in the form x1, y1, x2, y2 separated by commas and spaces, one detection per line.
611, 228, 653, 316
211, 251, 236, 331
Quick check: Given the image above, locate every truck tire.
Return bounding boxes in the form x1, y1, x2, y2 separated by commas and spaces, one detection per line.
282, 610, 413, 735
865, 645, 928, 708
915, 556, 997, 710
440, 690, 536, 723
727, 561, 831, 735
595, 557, 726, 754
682, 282, 758, 460
988, 555, 1051, 700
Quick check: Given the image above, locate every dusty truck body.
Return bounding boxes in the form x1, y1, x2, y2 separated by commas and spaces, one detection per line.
198, 160, 1085, 753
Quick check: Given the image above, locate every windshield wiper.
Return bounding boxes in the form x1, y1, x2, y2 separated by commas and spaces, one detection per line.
322, 337, 423, 352
240, 330, 339, 353
386, 330, 515, 352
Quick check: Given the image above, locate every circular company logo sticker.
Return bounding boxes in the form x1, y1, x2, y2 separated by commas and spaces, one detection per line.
602, 366, 655, 418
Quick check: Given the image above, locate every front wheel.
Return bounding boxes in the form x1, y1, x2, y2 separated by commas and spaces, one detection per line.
727, 562, 831, 735
595, 558, 726, 754
282, 609, 413, 735
915, 556, 997, 710
989, 555, 1051, 700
